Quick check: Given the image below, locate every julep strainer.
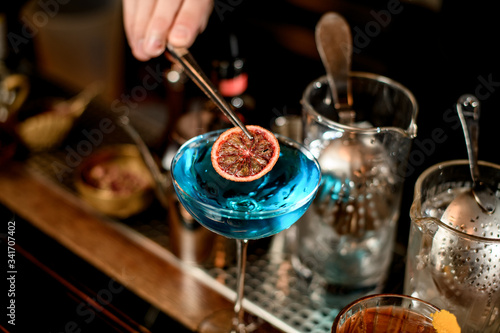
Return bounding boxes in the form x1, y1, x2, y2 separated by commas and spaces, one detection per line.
405, 160, 500, 332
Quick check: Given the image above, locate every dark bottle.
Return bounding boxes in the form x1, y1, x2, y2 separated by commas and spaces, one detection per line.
159, 32, 256, 171
207, 32, 255, 130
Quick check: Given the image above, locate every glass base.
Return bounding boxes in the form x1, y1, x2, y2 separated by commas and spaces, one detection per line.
291, 254, 384, 308
197, 309, 263, 333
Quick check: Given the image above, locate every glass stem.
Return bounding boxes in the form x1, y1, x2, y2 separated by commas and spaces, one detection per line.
233, 239, 248, 332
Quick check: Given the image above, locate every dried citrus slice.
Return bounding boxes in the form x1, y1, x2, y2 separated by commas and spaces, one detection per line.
211, 125, 280, 182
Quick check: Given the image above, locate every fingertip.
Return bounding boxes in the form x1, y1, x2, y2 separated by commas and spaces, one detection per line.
144, 33, 166, 57
131, 39, 151, 62
168, 25, 194, 48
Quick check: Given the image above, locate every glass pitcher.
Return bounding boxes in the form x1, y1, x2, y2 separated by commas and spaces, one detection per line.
294, 72, 418, 306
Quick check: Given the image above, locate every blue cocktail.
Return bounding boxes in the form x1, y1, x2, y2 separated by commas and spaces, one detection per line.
171, 129, 320, 332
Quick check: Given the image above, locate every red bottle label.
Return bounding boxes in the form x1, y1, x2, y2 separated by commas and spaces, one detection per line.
218, 73, 248, 97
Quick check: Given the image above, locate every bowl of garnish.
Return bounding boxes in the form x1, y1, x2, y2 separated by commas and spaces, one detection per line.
16, 82, 101, 151
74, 144, 154, 218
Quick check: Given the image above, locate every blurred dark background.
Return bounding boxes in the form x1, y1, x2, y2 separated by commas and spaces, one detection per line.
1, 0, 500, 330
3, 0, 499, 164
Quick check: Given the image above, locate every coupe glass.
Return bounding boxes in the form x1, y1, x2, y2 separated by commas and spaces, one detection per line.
171, 129, 321, 332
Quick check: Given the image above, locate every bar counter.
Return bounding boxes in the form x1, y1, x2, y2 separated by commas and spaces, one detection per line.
0, 160, 284, 332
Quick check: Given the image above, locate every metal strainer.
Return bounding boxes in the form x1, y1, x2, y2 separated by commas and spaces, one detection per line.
431, 96, 500, 299
408, 158, 500, 332
314, 134, 396, 237
426, 167, 500, 324
441, 95, 499, 233
430, 96, 500, 298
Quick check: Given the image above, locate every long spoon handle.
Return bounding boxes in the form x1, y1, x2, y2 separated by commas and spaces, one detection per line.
457, 94, 496, 213
167, 46, 253, 140
315, 12, 353, 111
457, 94, 480, 183
118, 115, 170, 209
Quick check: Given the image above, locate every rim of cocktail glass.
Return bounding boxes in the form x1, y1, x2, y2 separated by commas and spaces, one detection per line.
411, 159, 500, 243
331, 293, 441, 332
170, 129, 321, 220
301, 72, 418, 139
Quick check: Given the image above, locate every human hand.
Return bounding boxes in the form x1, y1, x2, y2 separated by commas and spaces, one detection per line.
123, 0, 213, 61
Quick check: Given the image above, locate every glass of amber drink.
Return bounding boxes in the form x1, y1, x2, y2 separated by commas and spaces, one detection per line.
331, 294, 441, 333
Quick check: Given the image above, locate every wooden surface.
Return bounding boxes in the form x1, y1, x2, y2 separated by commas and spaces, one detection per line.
0, 161, 282, 332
